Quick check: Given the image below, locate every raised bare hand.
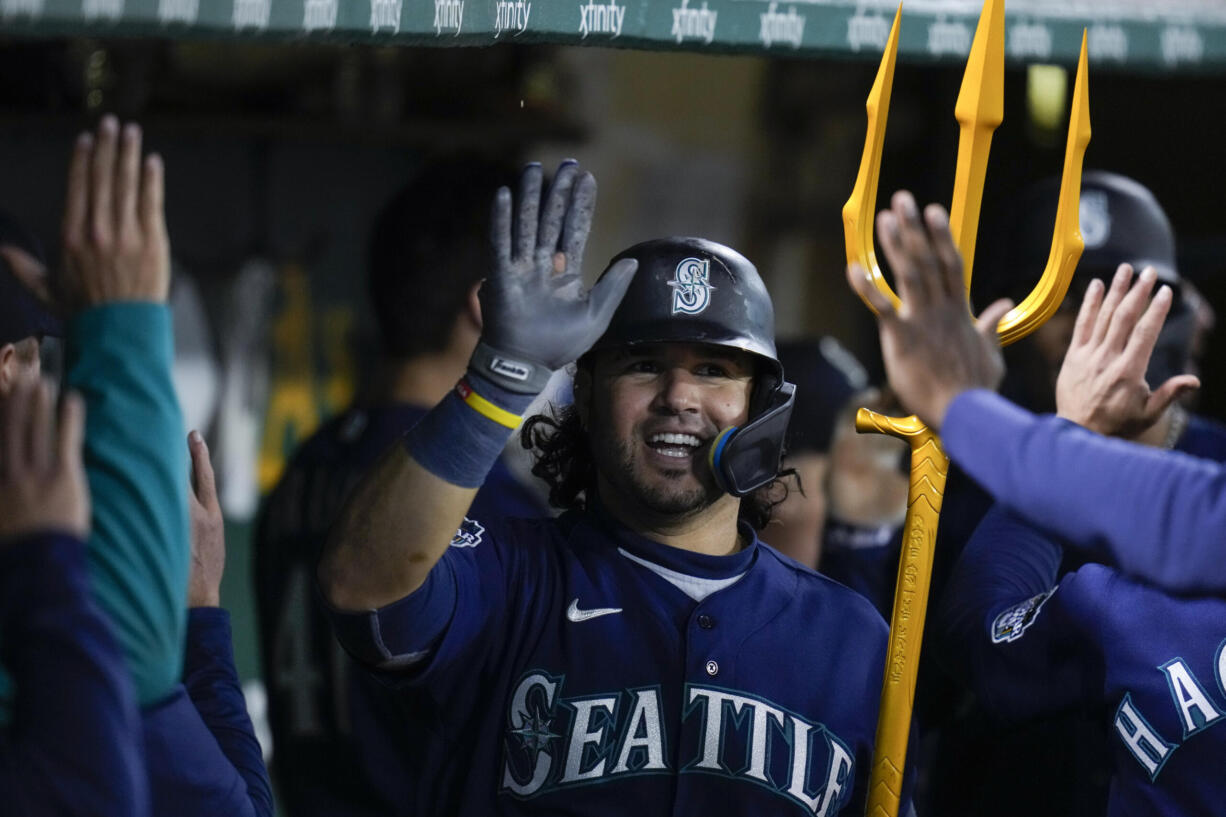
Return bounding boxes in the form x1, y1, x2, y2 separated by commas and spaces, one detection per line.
187, 430, 224, 608
54, 116, 170, 312
1055, 264, 1200, 438
0, 382, 89, 543
846, 191, 1012, 431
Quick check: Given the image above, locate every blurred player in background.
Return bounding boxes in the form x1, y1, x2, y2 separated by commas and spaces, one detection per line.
254, 157, 548, 816
766, 337, 869, 567
0, 208, 59, 394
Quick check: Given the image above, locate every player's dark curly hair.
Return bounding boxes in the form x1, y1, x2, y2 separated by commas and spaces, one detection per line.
520, 404, 794, 532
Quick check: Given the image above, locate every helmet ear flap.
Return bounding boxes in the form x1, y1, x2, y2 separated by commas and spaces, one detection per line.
749, 362, 781, 419
708, 379, 796, 497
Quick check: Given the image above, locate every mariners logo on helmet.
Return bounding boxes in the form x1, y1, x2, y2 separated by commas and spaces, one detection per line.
668, 257, 715, 316
1079, 190, 1112, 249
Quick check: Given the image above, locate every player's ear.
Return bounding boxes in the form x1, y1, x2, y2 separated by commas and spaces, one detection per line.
465, 281, 483, 332
0, 343, 16, 397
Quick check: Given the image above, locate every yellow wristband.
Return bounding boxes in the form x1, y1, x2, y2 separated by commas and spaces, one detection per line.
456, 380, 522, 429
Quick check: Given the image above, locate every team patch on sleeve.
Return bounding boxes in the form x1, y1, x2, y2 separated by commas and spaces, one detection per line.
990, 589, 1055, 644
450, 517, 485, 548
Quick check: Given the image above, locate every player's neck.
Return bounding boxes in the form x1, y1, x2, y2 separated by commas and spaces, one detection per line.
595, 479, 745, 556
379, 349, 470, 407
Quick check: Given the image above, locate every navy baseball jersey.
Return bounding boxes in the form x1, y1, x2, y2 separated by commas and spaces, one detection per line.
255, 403, 547, 816
937, 504, 1226, 816
918, 403, 1226, 817
1175, 412, 1226, 463
144, 608, 273, 817
327, 501, 908, 816
0, 533, 146, 817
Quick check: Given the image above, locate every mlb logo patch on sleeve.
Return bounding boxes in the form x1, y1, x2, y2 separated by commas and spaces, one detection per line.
450, 517, 485, 548
991, 589, 1055, 643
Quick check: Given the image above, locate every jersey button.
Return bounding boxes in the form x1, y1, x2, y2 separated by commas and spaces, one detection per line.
705, 660, 719, 676
698, 614, 715, 629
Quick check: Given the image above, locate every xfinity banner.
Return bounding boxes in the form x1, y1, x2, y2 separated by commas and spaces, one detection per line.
1, 0, 1224, 71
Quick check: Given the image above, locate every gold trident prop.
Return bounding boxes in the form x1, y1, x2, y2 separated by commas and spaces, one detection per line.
841, 3, 1091, 816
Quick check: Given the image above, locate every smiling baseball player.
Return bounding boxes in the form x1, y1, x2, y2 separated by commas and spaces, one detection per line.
318, 161, 909, 816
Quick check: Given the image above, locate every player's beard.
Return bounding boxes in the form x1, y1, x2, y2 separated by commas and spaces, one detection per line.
591, 427, 722, 519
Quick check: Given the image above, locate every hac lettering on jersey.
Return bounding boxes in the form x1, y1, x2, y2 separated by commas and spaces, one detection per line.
1113, 642, 1226, 780
500, 671, 853, 815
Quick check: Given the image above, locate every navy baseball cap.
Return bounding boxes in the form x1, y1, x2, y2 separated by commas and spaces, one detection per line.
0, 207, 61, 346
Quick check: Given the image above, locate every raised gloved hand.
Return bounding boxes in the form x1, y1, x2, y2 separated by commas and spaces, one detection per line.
471, 160, 636, 394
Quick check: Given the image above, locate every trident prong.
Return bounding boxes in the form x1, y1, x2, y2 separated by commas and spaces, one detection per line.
949, 0, 1005, 288
842, 6, 1092, 817
844, 4, 1091, 343
997, 32, 1092, 345
842, 3, 902, 312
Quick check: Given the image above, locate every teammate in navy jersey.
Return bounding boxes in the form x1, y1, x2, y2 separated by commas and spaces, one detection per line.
254, 158, 547, 816
0, 381, 148, 817
919, 174, 1226, 816
850, 188, 1226, 815
141, 429, 273, 817
318, 161, 911, 816
769, 333, 907, 569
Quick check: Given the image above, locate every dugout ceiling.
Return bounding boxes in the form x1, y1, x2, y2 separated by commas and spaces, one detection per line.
1, 0, 1225, 73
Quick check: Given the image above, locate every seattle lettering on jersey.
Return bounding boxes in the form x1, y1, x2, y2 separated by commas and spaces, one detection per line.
501, 671, 853, 815
1113, 643, 1226, 779
493, 0, 530, 37
578, 0, 624, 39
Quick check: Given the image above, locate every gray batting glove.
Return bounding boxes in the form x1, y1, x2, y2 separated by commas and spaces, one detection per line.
472, 161, 636, 394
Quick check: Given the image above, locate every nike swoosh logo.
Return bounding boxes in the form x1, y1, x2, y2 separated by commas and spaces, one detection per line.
566, 598, 623, 623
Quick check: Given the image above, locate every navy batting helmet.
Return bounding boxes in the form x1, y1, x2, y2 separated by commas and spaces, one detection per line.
990, 172, 1191, 389
582, 237, 795, 497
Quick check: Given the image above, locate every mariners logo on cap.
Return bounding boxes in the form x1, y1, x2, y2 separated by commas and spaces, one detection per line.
990, 589, 1055, 643
1079, 190, 1112, 249
668, 257, 715, 316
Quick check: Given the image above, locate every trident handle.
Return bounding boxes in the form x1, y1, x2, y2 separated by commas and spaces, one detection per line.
840, 5, 1092, 817
856, 410, 946, 817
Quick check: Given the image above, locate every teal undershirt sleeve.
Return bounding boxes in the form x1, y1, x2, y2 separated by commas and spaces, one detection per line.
0, 303, 188, 716
71, 303, 189, 707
